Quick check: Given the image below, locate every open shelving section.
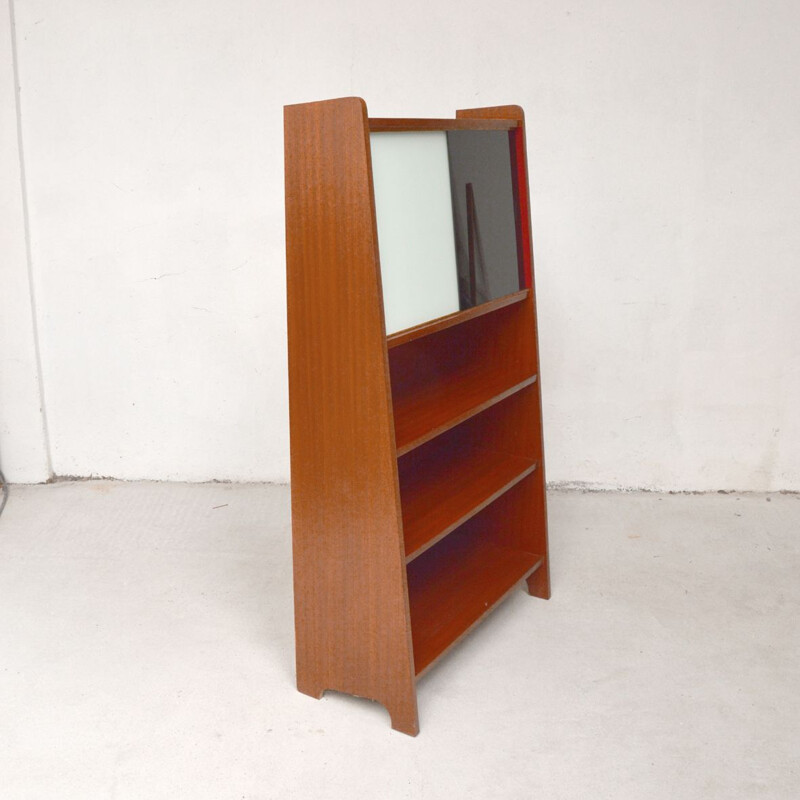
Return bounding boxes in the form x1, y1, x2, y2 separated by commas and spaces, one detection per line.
389, 293, 538, 455
398, 435, 537, 561
391, 285, 547, 677
407, 475, 545, 676
285, 97, 550, 736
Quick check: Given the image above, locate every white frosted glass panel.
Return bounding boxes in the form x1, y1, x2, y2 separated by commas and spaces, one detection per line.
370, 132, 460, 335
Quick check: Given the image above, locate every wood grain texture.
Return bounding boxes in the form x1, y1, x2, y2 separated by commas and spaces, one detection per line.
456, 105, 551, 599
284, 97, 419, 735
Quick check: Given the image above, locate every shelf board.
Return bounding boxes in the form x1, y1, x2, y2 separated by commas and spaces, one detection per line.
394, 375, 536, 456
387, 290, 529, 349
408, 530, 543, 677
401, 444, 537, 562
369, 118, 520, 132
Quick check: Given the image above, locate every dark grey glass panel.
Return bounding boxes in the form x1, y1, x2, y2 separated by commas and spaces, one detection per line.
446, 130, 522, 310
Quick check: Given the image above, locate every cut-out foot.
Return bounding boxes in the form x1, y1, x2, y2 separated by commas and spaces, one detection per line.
389, 707, 420, 737
526, 561, 551, 599
296, 677, 324, 700
296, 672, 419, 734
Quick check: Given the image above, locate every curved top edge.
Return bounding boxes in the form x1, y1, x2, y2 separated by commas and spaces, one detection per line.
456, 105, 524, 122
284, 96, 367, 113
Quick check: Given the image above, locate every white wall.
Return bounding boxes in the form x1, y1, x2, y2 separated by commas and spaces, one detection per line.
0, 0, 50, 483
5, 0, 799, 490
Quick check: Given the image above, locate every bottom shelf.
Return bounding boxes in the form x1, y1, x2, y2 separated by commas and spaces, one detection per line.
407, 523, 543, 677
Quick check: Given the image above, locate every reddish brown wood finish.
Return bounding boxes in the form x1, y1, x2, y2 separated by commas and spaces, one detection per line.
389, 298, 537, 454
285, 98, 550, 736
457, 104, 551, 598
407, 480, 545, 676
399, 435, 536, 561
284, 97, 418, 735
394, 375, 536, 457
398, 375, 541, 562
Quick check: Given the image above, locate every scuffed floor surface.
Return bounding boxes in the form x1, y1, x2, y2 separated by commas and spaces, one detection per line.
0, 482, 798, 799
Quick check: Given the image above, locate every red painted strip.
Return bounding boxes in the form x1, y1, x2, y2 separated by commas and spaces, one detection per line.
508, 131, 525, 289
513, 128, 533, 290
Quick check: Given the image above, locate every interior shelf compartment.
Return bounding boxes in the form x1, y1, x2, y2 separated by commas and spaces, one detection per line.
399, 384, 539, 561
387, 290, 529, 349
390, 296, 536, 455
407, 474, 544, 677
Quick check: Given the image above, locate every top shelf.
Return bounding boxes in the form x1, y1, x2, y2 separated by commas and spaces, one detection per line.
387, 290, 529, 349
369, 118, 520, 132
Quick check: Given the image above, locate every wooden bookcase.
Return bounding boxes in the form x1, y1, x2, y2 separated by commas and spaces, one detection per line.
284, 97, 550, 736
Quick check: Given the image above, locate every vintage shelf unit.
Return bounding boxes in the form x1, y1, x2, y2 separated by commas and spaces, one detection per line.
284, 97, 550, 736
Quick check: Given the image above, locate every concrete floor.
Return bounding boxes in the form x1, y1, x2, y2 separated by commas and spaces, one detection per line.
0, 482, 797, 799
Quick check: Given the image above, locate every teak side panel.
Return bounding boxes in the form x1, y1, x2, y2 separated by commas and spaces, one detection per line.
456, 105, 551, 599
284, 98, 419, 735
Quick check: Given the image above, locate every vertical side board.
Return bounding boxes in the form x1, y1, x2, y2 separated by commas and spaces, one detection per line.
456, 105, 551, 599
284, 97, 419, 735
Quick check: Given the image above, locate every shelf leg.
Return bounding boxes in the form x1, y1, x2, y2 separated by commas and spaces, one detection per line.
296, 666, 419, 734
296, 674, 325, 701
388, 700, 420, 737
525, 559, 551, 600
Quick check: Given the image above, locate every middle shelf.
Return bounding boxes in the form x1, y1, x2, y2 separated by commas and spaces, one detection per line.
398, 384, 539, 561
400, 444, 536, 561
